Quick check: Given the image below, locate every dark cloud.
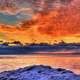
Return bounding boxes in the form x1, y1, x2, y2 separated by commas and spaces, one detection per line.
0, 0, 74, 14
60, 0, 73, 4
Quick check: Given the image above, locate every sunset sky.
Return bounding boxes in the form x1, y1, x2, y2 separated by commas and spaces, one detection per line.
0, 0, 80, 75
0, 0, 80, 44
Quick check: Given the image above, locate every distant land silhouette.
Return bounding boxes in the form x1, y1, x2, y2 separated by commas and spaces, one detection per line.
0, 40, 79, 54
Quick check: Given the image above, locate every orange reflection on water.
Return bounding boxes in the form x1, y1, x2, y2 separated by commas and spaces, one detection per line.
0, 55, 80, 74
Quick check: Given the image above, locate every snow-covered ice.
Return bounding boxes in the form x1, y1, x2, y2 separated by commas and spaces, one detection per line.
0, 65, 80, 80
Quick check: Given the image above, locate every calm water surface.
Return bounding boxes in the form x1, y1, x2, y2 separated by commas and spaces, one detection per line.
0, 55, 80, 74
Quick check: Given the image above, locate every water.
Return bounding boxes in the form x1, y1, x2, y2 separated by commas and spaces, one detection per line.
0, 54, 80, 74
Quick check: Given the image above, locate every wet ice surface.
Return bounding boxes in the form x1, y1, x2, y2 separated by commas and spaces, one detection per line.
0, 65, 80, 80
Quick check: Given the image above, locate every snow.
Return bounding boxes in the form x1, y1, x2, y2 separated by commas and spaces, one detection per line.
0, 65, 80, 80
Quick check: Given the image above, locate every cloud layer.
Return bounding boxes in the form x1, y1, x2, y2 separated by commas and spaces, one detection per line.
0, 0, 79, 43
0, 0, 74, 14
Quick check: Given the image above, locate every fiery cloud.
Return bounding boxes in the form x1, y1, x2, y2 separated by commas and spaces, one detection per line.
0, 0, 80, 44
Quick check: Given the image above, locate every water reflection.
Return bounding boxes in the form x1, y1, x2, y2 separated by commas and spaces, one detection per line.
0, 55, 80, 74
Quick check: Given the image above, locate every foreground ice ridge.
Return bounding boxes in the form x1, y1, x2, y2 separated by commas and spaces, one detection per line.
0, 65, 80, 80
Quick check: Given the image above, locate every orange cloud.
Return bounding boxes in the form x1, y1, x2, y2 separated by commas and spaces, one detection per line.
0, 0, 80, 44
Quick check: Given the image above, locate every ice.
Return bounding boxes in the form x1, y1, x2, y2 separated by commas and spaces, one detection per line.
0, 65, 80, 80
